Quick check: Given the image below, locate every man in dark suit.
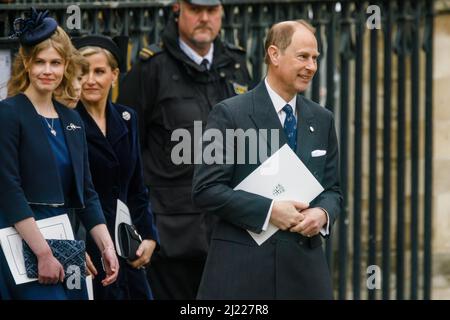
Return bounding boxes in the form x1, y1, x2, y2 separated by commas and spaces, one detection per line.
192, 20, 342, 299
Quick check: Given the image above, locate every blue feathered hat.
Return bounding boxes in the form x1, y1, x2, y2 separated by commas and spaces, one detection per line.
11, 8, 58, 46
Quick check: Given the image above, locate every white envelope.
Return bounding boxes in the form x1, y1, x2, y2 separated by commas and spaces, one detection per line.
311, 149, 327, 157
0, 214, 74, 285
234, 144, 324, 245
115, 199, 132, 258
86, 275, 94, 300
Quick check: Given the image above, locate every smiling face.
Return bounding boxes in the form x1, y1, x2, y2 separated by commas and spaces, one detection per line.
26, 46, 65, 94
177, 1, 222, 52
81, 51, 118, 106
267, 24, 319, 100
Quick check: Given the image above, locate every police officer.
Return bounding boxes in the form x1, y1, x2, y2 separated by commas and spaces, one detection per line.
118, 0, 251, 300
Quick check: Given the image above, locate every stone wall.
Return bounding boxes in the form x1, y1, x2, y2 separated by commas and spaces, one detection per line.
432, 2, 450, 299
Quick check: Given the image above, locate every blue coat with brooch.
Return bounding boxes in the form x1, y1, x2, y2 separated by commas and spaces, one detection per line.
76, 101, 159, 300
0, 93, 106, 300
0, 93, 105, 231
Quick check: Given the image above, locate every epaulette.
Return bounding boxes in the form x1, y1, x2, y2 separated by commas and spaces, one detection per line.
224, 42, 246, 53
139, 43, 163, 61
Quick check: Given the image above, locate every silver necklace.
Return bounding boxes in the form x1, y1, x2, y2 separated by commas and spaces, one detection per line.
43, 117, 56, 136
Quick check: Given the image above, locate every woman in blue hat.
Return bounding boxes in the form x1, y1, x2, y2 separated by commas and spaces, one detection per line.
73, 35, 159, 300
0, 9, 119, 300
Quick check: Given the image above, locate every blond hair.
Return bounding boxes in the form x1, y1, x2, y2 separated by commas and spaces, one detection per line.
264, 20, 316, 65
78, 46, 119, 71
55, 50, 89, 103
7, 26, 77, 98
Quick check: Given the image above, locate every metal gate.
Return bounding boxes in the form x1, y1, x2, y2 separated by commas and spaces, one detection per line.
0, 0, 434, 300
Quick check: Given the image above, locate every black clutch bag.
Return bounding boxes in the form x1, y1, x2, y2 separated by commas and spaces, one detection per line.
22, 239, 86, 281
118, 223, 142, 261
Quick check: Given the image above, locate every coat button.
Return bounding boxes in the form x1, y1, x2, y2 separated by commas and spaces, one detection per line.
235, 63, 240, 69
299, 240, 304, 246
219, 71, 226, 78
172, 74, 179, 81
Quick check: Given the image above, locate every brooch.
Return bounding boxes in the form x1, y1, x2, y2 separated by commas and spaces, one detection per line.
122, 111, 131, 121
66, 123, 81, 131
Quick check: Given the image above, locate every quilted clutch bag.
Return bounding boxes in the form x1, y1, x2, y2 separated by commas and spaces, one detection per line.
22, 239, 86, 280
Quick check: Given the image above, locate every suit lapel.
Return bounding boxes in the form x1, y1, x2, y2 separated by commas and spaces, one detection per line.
249, 82, 288, 158
75, 102, 123, 163
20, 94, 64, 199
245, 83, 320, 167
295, 95, 316, 166
21, 94, 55, 158
106, 101, 129, 147
54, 101, 84, 200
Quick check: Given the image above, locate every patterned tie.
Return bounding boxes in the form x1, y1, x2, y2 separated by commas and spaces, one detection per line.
200, 58, 209, 72
283, 104, 297, 151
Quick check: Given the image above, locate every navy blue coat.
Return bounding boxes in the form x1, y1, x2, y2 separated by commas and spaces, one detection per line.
0, 93, 104, 300
76, 101, 158, 242
76, 101, 159, 300
0, 93, 105, 230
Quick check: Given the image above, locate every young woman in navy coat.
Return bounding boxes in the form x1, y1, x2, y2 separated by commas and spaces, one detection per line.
0, 9, 119, 300
73, 35, 159, 300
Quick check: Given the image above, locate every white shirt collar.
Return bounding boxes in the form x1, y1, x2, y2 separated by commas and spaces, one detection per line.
264, 77, 297, 116
178, 38, 214, 70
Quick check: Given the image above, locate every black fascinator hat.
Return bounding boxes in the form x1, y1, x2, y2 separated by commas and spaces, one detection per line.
11, 8, 58, 46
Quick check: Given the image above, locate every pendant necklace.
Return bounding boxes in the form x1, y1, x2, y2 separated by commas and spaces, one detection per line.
44, 116, 56, 136
43, 102, 57, 136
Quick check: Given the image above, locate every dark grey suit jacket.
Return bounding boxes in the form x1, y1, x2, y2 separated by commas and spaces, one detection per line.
192, 81, 342, 299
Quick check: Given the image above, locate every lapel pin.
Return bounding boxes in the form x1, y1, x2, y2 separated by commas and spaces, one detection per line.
309, 126, 315, 133
122, 111, 131, 121
66, 123, 81, 131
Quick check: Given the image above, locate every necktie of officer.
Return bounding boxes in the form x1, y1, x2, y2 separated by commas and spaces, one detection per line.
200, 58, 209, 72
283, 104, 297, 151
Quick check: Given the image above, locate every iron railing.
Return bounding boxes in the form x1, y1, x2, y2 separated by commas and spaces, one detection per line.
0, 0, 435, 300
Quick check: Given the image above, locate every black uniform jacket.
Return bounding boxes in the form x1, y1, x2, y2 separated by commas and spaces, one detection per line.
118, 16, 251, 259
